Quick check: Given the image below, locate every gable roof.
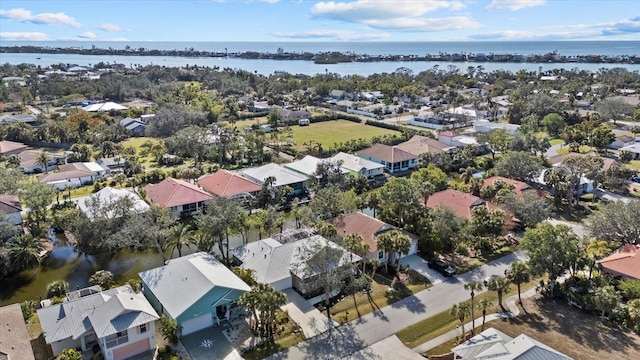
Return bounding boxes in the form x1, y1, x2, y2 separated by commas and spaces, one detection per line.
197, 169, 262, 197
138, 252, 251, 319
0, 140, 27, 155
395, 135, 450, 156
426, 189, 486, 220
88, 293, 160, 338
240, 163, 308, 187
357, 143, 416, 163
38, 162, 100, 183
453, 328, 513, 360
598, 244, 640, 280
0, 114, 37, 124
331, 152, 384, 173
37, 285, 154, 343
483, 176, 532, 196
0, 304, 35, 360
329, 212, 415, 253
144, 177, 212, 208
0, 194, 22, 214
547, 152, 617, 171
284, 155, 349, 178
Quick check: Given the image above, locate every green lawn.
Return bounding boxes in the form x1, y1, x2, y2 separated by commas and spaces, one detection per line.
626, 160, 640, 171
549, 139, 565, 146
287, 120, 400, 150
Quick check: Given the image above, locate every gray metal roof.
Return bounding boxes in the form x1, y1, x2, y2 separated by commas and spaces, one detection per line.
138, 252, 251, 319
88, 293, 160, 338
37, 285, 152, 343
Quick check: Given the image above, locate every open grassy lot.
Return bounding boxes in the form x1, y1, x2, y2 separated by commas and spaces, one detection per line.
287, 120, 400, 150
481, 296, 640, 360
318, 269, 431, 324
397, 278, 539, 349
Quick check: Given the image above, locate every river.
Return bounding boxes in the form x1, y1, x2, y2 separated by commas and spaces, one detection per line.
1, 52, 638, 76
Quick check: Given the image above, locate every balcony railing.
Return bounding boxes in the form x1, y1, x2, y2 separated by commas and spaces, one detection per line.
106, 335, 128, 348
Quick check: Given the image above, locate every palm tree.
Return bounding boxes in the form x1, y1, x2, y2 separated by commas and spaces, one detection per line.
450, 302, 471, 341
586, 239, 609, 279
344, 233, 365, 263
487, 276, 511, 310
36, 151, 51, 174
370, 258, 379, 277
464, 281, 484, 335
9, 234, 43, 272
506, 261, 531, 305
594, 285, 620, 319
376, 230, 411, 273
477, 298, 493, 332
163, 223, 195, 258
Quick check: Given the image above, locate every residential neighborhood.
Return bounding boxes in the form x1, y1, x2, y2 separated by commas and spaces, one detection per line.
1, 49, 640, 360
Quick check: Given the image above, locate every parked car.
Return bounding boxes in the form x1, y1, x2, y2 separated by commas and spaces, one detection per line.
631, 176, 640, 184
428, 258, 456, 277
484, 274, 498, 287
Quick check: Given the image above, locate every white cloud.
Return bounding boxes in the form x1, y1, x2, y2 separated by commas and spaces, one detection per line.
470, 16, 640, 40
486, 0, 546, 11
272, 29, 390, 41
78, 31, 96, 39
110, 37, 130, 41
364, 16, 481, 32
0, 31, 49, 40
99, 23, 122, 32
0, 7, 81, 27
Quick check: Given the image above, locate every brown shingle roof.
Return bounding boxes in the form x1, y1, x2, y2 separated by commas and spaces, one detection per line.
547, 152, 617, 171
357, 143, 416, 163
598, 244, 640, 280
0, 304, 35, 360
329, 212, 397, 252
0, 194, 22, 214
0, 140, 27, 155
144, 177, 212, 208
395, 135, 449, 156
197, 170, 262, 197
426, 189, 485, 220
483, 176, 531, 196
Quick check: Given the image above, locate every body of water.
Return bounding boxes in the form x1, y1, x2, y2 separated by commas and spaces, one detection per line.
1, 52, 638, 76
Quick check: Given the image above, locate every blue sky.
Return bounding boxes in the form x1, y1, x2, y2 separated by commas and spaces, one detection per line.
0, 0, 638, 42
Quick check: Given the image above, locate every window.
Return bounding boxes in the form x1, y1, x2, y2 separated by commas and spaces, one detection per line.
139, 323, 147, 334
378, 251, 384, 260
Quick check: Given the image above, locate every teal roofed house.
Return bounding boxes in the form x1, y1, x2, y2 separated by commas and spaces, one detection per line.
138, 252, 251, 336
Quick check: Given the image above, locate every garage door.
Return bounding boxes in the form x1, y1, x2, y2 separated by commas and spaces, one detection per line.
181, 313, 213, 336
112, 338, 150, 360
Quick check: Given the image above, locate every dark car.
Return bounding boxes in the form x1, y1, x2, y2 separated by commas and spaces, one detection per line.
428, 258, 456, 277
631, 176, 640, 184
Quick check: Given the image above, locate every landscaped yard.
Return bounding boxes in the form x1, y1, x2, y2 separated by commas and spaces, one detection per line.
470, 296, 639, 360
317, 269, 431, 325
25, 313, 52, 360
240, 316, 305, 360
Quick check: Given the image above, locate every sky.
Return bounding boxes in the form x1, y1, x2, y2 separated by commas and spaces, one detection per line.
0, 0, 638, 42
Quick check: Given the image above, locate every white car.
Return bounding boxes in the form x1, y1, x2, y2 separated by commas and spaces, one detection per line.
484, 275, 498, 287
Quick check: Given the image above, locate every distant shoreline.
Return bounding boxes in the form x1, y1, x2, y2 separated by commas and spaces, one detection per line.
2, 45, 639, 65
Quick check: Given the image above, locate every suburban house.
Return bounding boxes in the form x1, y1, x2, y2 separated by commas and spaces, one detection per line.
232, 229, 360, 296
598, 244, 640, 280
329, 212, 418, 265
139, 252, 251, 336
119, 117, 146, 136
284, 155, 348, 183
0, 194, 23, 225
0, 114, 38, 125
331, 152, 385, 180
197, 169, 262, 200
0, 303, 35, 360
474, 120, 520, 135
356, 144, 417, 174
97, 157, 127, 173
37, 285, 160, 360
619, 143, 640, 160
18, 150, 66, 174
77, 187, 150, 220
395, 135, 451, 157
437, 131, 478, 149
329, 89, 353, 101
240, 163, 308, 196
0, 140, 28, 156
82, 102, 127, 112
452, 328, 573, 360
610, 135, 635, 150
426, 189, 498, 220
38, 162, 107, 190
483, 176, 535, 197
277, 108, 311, 121
143, 177, 212, 217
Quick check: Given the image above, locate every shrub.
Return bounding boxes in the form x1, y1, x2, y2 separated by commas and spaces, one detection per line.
89, 270, 115, 290
46, 280, 69, 298
160, 316, 180, 345
20, 300, 36, 320
56, 348, 82, 360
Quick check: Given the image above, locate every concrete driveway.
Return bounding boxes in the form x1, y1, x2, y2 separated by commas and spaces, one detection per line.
179, 326, 242, 360
282, 289, 337, 338
398, 255, 446, 285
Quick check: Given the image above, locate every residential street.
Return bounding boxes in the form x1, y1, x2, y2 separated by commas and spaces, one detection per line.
269, 251, 528, 360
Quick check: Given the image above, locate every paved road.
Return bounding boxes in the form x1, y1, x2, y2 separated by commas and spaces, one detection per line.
268, 251, 528, 360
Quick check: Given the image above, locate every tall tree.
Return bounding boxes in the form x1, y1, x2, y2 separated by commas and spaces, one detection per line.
477, 298, 493, 332
450, 302, 471, 341
586, 200, 640, 246
20, 182, 55, 234
488, 276, 511, 310
464, 281, 484, 335
376, 230, 411, 273
585, 239, 609, 279
163, 222, 195, 258
36, 151, 51, 174
521, 223, 581, 296
594, 285, 621, 318
377, 177, 421, 229
506, 261, 531, 305
494, 151, 541, 182
238, 283, 287, 340
9, 234, 43, 272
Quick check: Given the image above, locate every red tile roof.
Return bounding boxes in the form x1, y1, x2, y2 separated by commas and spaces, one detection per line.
329, 213, 397, 253
426, 189, 485, 220
598, 244, 640, 280
357, 143, 416, 163
483, 176, 531, 196
197, 170, 262, 197
144, 177, 212, 208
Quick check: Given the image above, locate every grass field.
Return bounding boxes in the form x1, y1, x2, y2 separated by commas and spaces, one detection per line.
549, 138, 565, 146
287, 120, 400, 150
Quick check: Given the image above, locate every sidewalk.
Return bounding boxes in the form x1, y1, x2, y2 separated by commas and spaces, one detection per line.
412, 286, 538, 354
282, 289, 338, 339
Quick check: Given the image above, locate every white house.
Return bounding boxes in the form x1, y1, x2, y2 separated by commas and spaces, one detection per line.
18, 150, 66, 174
241, 163, 308, 195
610, 135, 635, 150
283, 155, 348, 182
474, 120, 520, 135
77, 187, 150, 220
38, 162, 107, 190
619, 143, 640, 160
37, 285, 160, 360
331, 152, 385, 179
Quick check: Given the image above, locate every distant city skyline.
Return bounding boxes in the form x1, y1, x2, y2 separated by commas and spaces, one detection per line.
0, 0, 639, 43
